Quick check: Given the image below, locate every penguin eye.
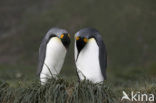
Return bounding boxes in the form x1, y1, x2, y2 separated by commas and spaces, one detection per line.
76, 36, 80, 40
83, 38, 88, 43
60, 34, 64, 39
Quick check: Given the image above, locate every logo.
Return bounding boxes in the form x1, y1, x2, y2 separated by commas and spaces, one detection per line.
121, 91, 155, 102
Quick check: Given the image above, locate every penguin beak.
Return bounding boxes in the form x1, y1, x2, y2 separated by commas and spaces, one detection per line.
60, 33, 70, 49
76, 36, 88, 61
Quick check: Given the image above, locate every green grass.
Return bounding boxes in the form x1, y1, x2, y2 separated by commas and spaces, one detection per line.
0, 63, 156, 103
0, 78, 155, 103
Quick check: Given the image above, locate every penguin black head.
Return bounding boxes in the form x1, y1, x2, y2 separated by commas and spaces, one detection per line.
46, 27, 70, 49
75, 28, 99, 53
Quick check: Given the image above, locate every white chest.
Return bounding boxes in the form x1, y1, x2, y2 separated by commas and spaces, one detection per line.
40, 37, 66, 81
75, 38, 104, 83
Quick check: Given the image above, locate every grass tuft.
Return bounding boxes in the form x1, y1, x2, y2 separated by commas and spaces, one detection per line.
0, 79, 116, 103
0, 78, 155, 103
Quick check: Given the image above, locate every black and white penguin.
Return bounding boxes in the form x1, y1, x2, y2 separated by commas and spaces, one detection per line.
74, 28, 107, 83
37, 27, 70, 85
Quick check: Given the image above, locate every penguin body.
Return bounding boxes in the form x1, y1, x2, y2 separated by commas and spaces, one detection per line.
37, 28, 70, 84
75, 38, 104, 83
40, 37, 67, 83
74, 28, 107, 83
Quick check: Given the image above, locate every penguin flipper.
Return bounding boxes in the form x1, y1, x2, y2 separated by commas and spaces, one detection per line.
95, 34, 107, 79
37, 39, 47, 76
37, 34, 56, 76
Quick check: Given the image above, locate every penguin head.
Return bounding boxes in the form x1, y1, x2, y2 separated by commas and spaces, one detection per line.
75, 28, 99, 53
47, 27, 71, 49
59, 33, 70, 49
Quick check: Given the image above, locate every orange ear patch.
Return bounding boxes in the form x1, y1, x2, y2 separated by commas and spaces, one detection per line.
76, 36, 80, 40
60, 34, 64, 39
83, 38, 88, 43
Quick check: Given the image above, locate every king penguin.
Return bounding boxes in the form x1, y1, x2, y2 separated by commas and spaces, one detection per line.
37, 27, 70, 85
74, 28, 107, 83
